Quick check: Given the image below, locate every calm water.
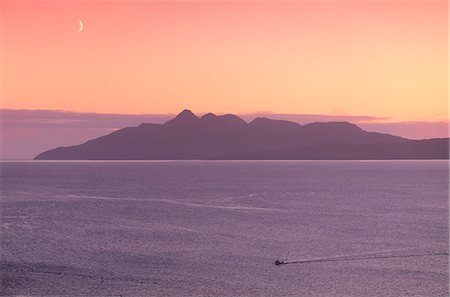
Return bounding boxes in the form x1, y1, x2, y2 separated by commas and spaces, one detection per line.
1, 161, 448, 296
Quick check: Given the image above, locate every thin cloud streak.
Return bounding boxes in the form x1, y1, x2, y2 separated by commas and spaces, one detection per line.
1, 109, 171, 129
239, 113, 387, 124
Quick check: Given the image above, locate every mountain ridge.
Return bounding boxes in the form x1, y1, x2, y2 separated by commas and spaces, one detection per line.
34, 110, 449, 160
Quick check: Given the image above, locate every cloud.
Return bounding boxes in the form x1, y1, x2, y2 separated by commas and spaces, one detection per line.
358, 121, 449, 140
239, 113, 387, 124
0, 109, 172, 129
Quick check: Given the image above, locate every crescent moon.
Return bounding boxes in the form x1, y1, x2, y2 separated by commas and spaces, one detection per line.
78, 19, 84, 33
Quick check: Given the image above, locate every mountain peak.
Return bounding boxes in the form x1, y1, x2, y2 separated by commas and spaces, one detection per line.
303, 121, 363, 132
249, 117, 301, 129
200, 113, 247, 126
165, 109, 199, 126
177, 109, 198, 119
201, 113, 217, 120
218, 114, 247, 125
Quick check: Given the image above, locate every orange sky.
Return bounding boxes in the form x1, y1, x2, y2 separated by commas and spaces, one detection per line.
1, 0, 448, 122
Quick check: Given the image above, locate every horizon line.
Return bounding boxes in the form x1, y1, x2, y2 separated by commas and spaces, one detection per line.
1, 108, 448, 124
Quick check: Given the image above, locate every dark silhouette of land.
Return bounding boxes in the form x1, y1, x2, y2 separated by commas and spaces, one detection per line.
34, 109, 449, 160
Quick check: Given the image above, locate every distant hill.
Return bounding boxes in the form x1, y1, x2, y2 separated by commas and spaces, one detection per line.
34, 110, 449, 160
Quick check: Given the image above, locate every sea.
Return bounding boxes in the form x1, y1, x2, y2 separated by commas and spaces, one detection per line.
1, 160, 448, 296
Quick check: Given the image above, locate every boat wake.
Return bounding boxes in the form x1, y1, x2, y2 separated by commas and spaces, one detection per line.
275, 250, 449, 266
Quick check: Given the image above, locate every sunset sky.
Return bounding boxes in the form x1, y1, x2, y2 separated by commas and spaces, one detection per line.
1, 0, 447, 122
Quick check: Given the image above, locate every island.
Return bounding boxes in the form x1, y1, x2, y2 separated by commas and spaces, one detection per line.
34, 110, 449, 160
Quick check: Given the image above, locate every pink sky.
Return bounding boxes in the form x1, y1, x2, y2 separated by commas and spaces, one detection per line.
1, 0, 447, 121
